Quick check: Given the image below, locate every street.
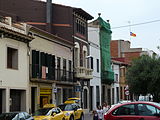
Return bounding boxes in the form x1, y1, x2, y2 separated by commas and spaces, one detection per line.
84, 113, 93, 120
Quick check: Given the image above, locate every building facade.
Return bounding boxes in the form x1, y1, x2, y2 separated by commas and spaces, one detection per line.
0, 0, 94, 112
28, 26, 74, 113
0, 0, 93, 109
88, 25, 101, 110
0, 16, 33, 113
89, 16, 114, 106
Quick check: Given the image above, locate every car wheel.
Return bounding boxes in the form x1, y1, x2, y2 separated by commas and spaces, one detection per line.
69, 115, 74, 120
79, 114, 84, 120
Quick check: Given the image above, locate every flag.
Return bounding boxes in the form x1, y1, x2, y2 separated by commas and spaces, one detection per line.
130, 32, 136, 37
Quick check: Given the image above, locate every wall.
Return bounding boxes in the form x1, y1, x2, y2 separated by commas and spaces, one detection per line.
30, 35, 72, 61
88, 27, 101, 109
0, 38, 29, 88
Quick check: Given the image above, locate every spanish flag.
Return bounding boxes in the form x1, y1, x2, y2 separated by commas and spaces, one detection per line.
130, 32, 136, 37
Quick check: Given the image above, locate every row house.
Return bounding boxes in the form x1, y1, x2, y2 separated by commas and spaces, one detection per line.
110, 40, 156, 101
88, 22, 101, 110
111, 59, 128, 105
0, 0, 94, 111
28, 26, 74, 113
88, 16, 114, 106
0, 16, 33, 113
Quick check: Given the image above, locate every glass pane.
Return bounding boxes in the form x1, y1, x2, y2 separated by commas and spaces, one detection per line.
112, 104, 135, 116
138, 104, 157, 116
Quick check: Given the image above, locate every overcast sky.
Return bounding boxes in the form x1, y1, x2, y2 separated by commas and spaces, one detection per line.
50, 0, 160, 54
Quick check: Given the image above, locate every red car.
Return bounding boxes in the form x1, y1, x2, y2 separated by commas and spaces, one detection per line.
104, 101, 160, 120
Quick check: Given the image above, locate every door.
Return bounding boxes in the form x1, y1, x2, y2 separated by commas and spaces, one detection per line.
10, 90, 21, 112
136, 104, 160, 120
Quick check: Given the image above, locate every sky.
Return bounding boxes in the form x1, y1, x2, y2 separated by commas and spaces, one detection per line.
49, 0, 160, 54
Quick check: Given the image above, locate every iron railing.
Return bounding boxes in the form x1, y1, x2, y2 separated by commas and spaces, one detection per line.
30, 64, 74, 82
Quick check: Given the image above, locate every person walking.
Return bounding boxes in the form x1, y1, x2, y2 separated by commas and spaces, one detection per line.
93, 110, 98, 120
96, 106, 103, 120
102, 102, 110, 115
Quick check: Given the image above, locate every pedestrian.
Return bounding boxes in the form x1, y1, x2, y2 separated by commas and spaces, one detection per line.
102, 102, 110, 114
92, 110, 98, 120
96, 105, 103, 120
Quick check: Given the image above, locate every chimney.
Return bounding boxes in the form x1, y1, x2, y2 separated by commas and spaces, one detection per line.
46, 0, 52, 32
46, 0, 52, 23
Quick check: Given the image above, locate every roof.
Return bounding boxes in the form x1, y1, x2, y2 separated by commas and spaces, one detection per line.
53, 3, 93, 20
73, 8, 94, 20
0, 26, 33, 43
89, 17, 112, 33
29, 25, 74, 47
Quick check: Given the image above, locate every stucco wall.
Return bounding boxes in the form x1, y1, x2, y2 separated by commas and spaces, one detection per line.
30, 35, 72, 61
0, 38, 29, 88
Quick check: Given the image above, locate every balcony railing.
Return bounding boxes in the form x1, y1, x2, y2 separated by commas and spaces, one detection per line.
30, 64, 74, 83
74, 67, 93, 79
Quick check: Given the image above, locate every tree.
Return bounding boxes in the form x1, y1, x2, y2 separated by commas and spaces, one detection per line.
126, 55, 160, 102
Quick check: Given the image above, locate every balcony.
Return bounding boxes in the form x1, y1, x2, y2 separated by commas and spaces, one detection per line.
74, 67, 93, 79
101, 70, 114, 84
30, 64, 74, 83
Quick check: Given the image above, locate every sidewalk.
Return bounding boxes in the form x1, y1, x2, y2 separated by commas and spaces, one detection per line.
84, 112, 93, 120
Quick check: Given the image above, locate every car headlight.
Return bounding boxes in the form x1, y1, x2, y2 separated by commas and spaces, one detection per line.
65, 112, 70, 116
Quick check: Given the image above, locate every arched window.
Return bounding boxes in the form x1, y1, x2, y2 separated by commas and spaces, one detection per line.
82, 46, 88, 68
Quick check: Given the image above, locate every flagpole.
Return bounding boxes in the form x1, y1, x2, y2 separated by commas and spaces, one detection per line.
128, 21, 131, 41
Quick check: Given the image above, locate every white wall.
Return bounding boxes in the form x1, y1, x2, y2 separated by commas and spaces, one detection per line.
111, 63, 120, 104
88, 27, 101, 109
0, 37, 29, 112
0, 38, 29, 88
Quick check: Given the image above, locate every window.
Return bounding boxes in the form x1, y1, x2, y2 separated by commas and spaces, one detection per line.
74, 48, 79, 67
115, 74, 118, 82
112, 88, 114, 104
57, 57, 61, 69
68, 60, 72, 71
96, 86, 100, 107
76, 18, 86, 35
7, 47, 18, 69
97, 59, 99, 72
112, 104, 136, 116
83, 50, 87, 67
137, 104, 158, 116
90, 57, 93, 69
116, 87, 119, 103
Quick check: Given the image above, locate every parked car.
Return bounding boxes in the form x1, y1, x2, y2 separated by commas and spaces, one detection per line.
33, 104, 65, 120
58, 101, 84, 120
104, 101, 160, 120
0, 112, 33, 120
65, 98, 80, 104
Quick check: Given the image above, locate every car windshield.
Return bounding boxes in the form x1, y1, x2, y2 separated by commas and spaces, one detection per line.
0, 113, 17, 120
33, 108, 52, 116
58, 104, 73, 111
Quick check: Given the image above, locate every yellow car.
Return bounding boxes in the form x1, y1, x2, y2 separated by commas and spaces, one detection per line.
65, 98, 80, 104
33, 104, 65, 120
58, 101, 84, 120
